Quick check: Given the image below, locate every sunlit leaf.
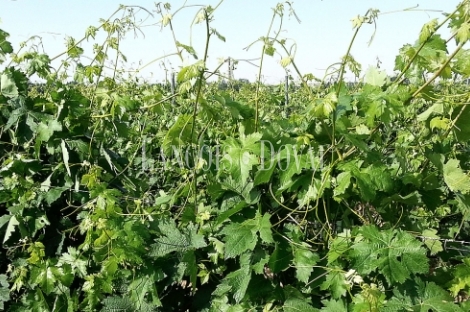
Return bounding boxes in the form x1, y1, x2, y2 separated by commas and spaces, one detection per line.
419, 18, 438, 43
2, 215, 19, 243
364, 66, 387, 87
443, 159, 470, 194
0, 71, 18, 97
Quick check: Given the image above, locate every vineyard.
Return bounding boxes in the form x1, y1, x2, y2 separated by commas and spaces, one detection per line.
2, 1, 470, 311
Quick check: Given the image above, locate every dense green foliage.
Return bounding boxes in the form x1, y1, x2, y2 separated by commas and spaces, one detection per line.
2, 1, 470, 311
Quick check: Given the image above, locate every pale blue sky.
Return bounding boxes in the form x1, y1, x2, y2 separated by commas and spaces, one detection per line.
0, 0, 460, 83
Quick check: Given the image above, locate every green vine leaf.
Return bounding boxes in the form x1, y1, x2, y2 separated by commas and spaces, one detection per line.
31, 265, 56, 295
176, 41, 198, 59
384, 278, 463, 311
328, 229, 352, 265
333, 171, 352, 201
23, 52, 51, 78
320, 298, 348, 312
58, 247, 88, 278
128, 274, 162, 308
0, 70, 18, 97
350, 226, 428, 285
268, 238, 292, 273
162, 114, 194, 154
66, 37, 84, 58
417, 103, 444, 121
276, 144, 316, 190
421, 229, 443, 256
419, 18, 438, 43
211, 28, 226, 42
453, 50, 470, 78
284, 299, 320, 312
221, 221, 257, 259
449, 258, 470, 297
36, 119, 62, 142
430, 117, 450, 131
455, 21, 470, 44
102, 296, 135, 312
257, 212, 274, 244
149, 221, 206, 258
443, 159, 470, 194
309, 92, 337, 117
221, 129, 262, 185
320, 269, 349, 299
453, 105, 470, 141
0, 274, 10, 310
2, 215, 19, 244
364, 66, 387, 87
0, 29, 13, 62
352, 283, 386, 312
293, 246, 320, 284
221, 212, 271, 259
283, 286, 320, 312
213, 253, 251, 303
361, 164, 394, 193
